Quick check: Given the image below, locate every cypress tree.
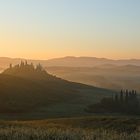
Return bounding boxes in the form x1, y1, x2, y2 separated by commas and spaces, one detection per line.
120, 90, 124, 103
125, 89, 129, 103
9, 63, 12, 69
128, 91, 132, 100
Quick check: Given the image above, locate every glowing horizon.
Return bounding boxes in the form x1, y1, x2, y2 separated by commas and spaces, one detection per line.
0, 0, 140, 60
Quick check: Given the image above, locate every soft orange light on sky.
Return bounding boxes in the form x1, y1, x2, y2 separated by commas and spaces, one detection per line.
0, 35, 139, 60
0, 0, 139, 60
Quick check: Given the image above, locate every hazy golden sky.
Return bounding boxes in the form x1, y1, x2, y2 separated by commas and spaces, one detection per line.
0, 0, 140, 59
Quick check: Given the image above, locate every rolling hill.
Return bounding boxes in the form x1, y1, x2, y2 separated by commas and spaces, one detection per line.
0, 57, 139, 93
0, 62, 113, 119
46, 65, 140, 92
45, 56, 140, 67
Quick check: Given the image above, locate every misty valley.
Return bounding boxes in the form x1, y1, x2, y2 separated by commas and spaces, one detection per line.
0, 60, 139, 139
0, 0, 140, 138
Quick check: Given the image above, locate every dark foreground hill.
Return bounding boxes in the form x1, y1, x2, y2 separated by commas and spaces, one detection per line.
0, 62, 113, 119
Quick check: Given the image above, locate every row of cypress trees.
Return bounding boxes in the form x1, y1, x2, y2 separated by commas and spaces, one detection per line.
114, 90, 137, 103
87, 89, 140, 115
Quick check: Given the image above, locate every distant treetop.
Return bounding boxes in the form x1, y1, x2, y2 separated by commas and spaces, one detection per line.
4, 61, 47, 75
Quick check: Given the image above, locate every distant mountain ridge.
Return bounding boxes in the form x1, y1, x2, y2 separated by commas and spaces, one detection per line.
46, 56, 140, 67
0, 56, 140, 69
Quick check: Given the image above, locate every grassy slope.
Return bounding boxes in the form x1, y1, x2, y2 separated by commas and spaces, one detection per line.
0, 116, 139, 139
0, 70, 113, 119
7, 115, 138, 133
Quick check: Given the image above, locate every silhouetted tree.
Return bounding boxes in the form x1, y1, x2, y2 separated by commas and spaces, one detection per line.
9, 63, 12, 69
87, 89, 140, 115
125, 89, 129, 103
25, 60, 28, 66
36, 63, 43, 72
120, 90, 124, 103
20, 61, 24, 67
4, 62, 47, 76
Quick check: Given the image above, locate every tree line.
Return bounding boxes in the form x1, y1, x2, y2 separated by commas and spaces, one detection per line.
4, 61, 46, 73
86, 89, 140, 115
